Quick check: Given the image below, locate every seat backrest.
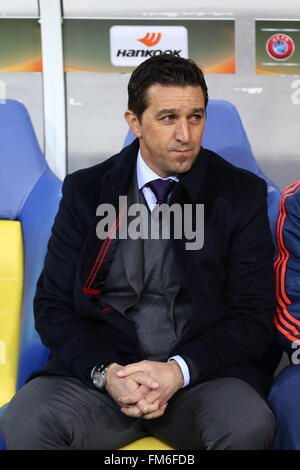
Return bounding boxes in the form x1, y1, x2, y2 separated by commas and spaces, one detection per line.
123, 99, 281, 239
0, 100, 47, 220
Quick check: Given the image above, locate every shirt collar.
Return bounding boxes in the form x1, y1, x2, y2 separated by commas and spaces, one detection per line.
136, 150, 179, 190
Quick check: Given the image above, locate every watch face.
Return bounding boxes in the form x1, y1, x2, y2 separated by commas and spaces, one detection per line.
93, 368, 106, 389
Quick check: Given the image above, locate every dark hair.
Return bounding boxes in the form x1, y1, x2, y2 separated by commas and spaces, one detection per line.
127, 54, 208, 120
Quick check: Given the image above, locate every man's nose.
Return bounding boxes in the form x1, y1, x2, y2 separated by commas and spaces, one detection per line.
174, 120, 190, 143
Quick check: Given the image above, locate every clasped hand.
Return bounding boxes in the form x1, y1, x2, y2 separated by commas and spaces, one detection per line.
105, 360, 183, 420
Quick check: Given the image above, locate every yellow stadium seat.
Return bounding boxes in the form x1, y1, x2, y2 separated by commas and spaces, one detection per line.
0, 220, 24, 406
119, 436, 173, 450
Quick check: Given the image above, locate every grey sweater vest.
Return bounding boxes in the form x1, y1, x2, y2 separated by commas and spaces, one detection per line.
100, 176, 193, 361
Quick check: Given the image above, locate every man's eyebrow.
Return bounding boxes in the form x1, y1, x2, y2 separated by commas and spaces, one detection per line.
191, 107, 205, 114
155, 107, 205, 118
155, 108, 177, 118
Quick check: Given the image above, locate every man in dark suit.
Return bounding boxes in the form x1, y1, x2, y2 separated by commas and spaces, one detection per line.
0, 55, 280, 449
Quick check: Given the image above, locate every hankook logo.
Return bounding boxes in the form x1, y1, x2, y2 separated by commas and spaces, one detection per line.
110, 25, 188, 66
138, 32, 162, 47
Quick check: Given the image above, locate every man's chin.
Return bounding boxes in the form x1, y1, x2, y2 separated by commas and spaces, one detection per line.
169, 149, 199, 169
172, 157, 197, 174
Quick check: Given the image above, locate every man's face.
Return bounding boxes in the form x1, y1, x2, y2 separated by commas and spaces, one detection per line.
125, 84, 206, 177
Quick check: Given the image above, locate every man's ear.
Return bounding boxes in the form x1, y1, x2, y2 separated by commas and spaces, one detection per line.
124, 110, 142, 138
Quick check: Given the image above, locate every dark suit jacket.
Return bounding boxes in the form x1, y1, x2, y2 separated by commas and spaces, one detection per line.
31, 139, 281, 397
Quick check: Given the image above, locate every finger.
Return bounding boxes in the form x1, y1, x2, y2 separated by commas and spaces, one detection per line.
120, 385, 160, 406
134, 371, 159, 389
136, 399, 160, 415
142, 403, 168, 420
117, 363, 146, 377
118, 384, 151, 406
124, 371, 159, 390
120, 405, 143, 418
143, 389, 161, 404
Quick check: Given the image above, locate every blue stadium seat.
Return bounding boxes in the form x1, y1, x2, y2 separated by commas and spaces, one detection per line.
0, 100, 62, 449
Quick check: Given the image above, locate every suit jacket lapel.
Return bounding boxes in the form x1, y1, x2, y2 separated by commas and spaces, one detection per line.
119, 168, 144, 297
79, 139, 140, 294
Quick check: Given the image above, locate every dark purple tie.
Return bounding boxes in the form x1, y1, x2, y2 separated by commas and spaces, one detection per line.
147, 179, 176, 204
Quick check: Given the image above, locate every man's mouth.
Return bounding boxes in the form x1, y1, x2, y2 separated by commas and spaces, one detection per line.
171, 148, 193, 153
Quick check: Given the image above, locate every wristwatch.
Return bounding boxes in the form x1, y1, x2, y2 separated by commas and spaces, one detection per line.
91, 363, 112, 391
